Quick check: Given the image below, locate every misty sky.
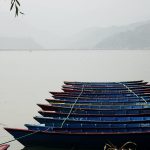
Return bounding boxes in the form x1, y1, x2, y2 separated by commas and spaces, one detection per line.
0, 0, 150, 37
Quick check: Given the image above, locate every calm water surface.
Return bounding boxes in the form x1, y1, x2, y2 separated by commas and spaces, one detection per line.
0, 50, 150, 150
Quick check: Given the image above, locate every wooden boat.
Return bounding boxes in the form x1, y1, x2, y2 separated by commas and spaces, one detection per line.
45, 103, 150, 110
25, 123, 150, 132
37, 103, 150, 111
46, 98, 150, 105
4, 127, 150, 149
33, 116, 150, 125
50, 91, 150, 97
64, 80, 146, 85
38, 110, 150, 117
0, 145, 9, 150
46, 98, 150, 103
52, 95, 150, 101
62, 84, 150, 90
64, 80, 144, 83
62, 88, 150, 94
37, 104, 150, 115
25, 122, 150, 129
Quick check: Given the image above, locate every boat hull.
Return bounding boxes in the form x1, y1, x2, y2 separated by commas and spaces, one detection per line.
25, 123, 150, 132
4, 128, 150, 149
37, 104, 150, 115
46, 98, 150, 104
33, 116, 150, 126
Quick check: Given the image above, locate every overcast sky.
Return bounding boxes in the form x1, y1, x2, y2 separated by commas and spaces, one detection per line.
0, 0, 150, 36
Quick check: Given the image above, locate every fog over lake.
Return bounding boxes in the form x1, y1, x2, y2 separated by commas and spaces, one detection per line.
0, 50, 150, 149
0, 0, 150, 49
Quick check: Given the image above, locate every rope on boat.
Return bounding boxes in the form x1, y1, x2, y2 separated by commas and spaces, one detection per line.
118, 82, 147, 103
60, 84, 85, 128
0, 130, 40, 146
0, 84, 85, 146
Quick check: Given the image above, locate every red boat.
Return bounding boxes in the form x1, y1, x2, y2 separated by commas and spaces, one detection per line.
0, 145, 9, 150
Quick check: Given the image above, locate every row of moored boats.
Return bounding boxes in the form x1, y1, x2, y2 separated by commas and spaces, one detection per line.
4, 80, 150, 149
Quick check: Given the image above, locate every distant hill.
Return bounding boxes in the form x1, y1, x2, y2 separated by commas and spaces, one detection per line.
63, 20, 150, 49
0, 13, 150, 50
95, 22, 150, 50
0, 37, 42, 50
63, 26, 127, 49
0, 14, 62, 50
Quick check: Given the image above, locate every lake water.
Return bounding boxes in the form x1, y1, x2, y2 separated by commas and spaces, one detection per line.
0, 50, 150, 150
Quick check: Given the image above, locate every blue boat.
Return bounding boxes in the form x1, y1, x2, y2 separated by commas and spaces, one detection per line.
63, 88, 150, 95
47, 103, 150, 109
25, 123, 150, 132
4, 80, 150, 149
38, 110, 150, 117
51, 91, 150, 97
46, 98, 150, 104
33, 116, 150, 125
46, 98, 150, 103
63, 84, 150, 90
37, 104, 150, 114
53, 95, 150, 101
64, 80, 146, 85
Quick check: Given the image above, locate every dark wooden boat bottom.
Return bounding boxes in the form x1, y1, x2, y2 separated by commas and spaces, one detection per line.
4, 128, 150, 150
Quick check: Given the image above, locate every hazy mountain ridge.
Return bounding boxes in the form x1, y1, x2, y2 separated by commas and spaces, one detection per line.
63, 26, 127, 49
95, 21, 150, 49
63, 20, 150, 49
0, 14, 150, 50
0, 14, 63, 49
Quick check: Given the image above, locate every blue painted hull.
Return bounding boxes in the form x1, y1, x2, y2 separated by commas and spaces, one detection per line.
37, 104, 150, 115
63, 85, 150, 90
38, 110, 150, 117
53, 95, 150, 101
25, 123, 150, 132
46, 98, 150, 104
34, 116, 150, 125
64, 80, 146, 85
50, 103, 150, 109
63, 87, 150, 92
52, 92, 150, 98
